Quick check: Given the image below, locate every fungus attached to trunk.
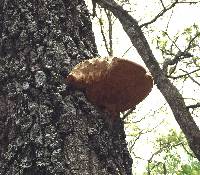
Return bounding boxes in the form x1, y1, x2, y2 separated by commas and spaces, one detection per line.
67, 57, 153, 120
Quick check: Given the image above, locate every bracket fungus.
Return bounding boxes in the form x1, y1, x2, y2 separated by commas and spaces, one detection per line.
67, 57, 153, 120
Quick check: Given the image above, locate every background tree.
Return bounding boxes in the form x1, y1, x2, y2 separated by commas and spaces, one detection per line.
145, 130, 200, 175
85, 0, 200, 173
94, 0, 200, 160
0, 0, 132, 174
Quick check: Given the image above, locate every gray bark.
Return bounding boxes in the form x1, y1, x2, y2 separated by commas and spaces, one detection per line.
0, 0, 132, 174
96, 0, 200, 161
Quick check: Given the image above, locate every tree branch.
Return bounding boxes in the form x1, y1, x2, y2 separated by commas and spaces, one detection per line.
140, 0, 200, 28
180, 69, 200, 86
186, 103, 200, 109
162, 31, 200, 75
168, 68, 200, 79
159, 0, 166, 9
186, 32, 200, 51
162, 50, 193, 74
96, 0, 200, 161
98, 16, 110, 54
122, 106, 135, 119
105, 9, 114, 56
140, 0, 178, 28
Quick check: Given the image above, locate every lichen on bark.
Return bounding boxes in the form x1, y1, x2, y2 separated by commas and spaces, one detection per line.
0, 0, 132, 174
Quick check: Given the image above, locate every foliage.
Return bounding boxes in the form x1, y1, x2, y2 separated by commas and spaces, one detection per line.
144, 130, 200, 175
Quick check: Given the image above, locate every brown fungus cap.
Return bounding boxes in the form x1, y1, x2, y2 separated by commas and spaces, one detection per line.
67, 57, 153, 120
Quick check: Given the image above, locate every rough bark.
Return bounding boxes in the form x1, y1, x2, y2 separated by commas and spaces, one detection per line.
0, 0, 132, 174
96, 0, 200, 160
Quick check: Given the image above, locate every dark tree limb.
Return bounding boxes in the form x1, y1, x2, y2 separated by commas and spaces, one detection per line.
168, 68, 200, 79
105, 9, 114, 56
140, 0, 179, 28
140, 0, 200, 28
180, 69, 200, 86
96, 0, 200, 160
186, 32, 200, 51
186, 103, 200, 109
162, 50, 193, 74
162, 31, 200, 75
98, 16, 110, 54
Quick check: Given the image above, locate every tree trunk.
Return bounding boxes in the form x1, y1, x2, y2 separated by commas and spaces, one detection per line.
0, 0, 132, 174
